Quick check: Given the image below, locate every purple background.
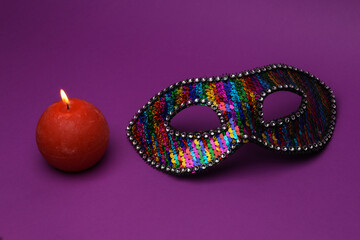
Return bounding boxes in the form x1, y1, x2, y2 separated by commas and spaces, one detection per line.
1, 0, 359, 239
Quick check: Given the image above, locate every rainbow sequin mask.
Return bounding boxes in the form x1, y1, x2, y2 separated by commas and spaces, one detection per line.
127, 64, 336, 175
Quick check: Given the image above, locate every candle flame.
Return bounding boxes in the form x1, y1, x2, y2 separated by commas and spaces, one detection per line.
60, 89, 70, 106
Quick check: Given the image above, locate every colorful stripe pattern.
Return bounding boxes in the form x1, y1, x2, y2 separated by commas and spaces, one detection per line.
127, 64, 336, 175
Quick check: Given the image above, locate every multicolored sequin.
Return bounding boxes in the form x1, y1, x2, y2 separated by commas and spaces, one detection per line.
127, 64, 336, 175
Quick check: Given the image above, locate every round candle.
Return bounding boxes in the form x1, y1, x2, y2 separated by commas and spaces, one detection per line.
36, 89, 109, 172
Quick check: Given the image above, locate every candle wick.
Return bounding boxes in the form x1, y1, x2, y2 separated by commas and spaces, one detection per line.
66, 104, 69, 110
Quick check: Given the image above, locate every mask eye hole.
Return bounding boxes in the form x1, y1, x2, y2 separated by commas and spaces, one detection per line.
170, 105, 221, 132
263, 90, 302, 122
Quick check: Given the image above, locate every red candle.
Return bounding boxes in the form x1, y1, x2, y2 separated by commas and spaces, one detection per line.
36, 89, 109, 172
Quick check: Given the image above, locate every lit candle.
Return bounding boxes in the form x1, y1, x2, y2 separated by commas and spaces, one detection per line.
36, 89, 109, 172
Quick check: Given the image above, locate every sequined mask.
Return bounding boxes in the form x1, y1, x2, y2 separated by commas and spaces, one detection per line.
126, 64, 337, 175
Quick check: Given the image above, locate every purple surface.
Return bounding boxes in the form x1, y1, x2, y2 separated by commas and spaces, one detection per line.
1, 0, 359, 239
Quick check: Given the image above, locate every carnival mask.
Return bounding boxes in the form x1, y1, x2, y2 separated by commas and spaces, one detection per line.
126, 64, 336, 175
